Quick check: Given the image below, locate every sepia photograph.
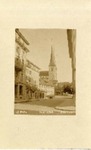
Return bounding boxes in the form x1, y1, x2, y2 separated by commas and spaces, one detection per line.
1, 0, 91, 148
14, 28, 76, 115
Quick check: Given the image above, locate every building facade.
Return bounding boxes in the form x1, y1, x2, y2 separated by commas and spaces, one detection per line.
39, 71, 54, 98
39, 71, 49, 84
15, 29, 30, 102
26, 59, 40, 99
39, 83, 54, 98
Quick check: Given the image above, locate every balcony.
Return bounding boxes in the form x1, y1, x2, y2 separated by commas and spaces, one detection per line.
15, 76, 23, 84
15, 57, 23, 71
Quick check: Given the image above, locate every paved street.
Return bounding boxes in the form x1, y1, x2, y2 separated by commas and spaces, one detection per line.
14, 95, 76, 115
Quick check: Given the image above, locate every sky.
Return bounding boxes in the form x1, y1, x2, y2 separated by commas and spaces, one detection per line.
20, 29, 72, 82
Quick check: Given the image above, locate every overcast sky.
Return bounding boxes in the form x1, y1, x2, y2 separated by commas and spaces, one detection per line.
20, 29, 72, 82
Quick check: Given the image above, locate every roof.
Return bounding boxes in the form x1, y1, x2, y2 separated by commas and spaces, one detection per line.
15, 38, 29, 52
26, 59, 40, 70
15, 29, 30, 45
40, 71, 49, 76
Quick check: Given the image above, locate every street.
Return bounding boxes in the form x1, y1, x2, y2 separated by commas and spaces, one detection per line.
14, 95, 76, 115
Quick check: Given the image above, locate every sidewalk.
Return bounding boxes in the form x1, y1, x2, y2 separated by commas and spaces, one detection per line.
55, 106, 75, 111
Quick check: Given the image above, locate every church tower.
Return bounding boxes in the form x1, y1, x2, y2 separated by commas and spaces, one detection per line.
49, 45, 57, 83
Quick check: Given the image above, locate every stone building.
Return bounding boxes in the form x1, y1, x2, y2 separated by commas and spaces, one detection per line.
39, 71, 54, 98
26, 59, 40, 99
15, 29, 30, 102
39, 83, 54, 98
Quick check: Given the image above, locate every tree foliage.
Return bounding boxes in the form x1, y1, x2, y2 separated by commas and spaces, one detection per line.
55, 82, 75, 95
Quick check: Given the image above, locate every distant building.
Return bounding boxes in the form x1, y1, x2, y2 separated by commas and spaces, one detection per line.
40, 45, 58, 85
39, 71, 49, 84
39, 83, 54, 98
49, 46, 57, 83
15, 29, 30, 102
39, 71, 54, 98
39, 45, 57, 97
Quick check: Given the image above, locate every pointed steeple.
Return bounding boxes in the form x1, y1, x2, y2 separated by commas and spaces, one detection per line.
49, 45, 56, 66
49, 44, 57, 83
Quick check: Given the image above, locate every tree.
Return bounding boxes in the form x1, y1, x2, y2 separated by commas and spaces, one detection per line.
55, 82, 75, 95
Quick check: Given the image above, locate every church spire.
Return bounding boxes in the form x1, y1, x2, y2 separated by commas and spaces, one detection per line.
49, 45, 56, 66
49, 44, 57, 83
